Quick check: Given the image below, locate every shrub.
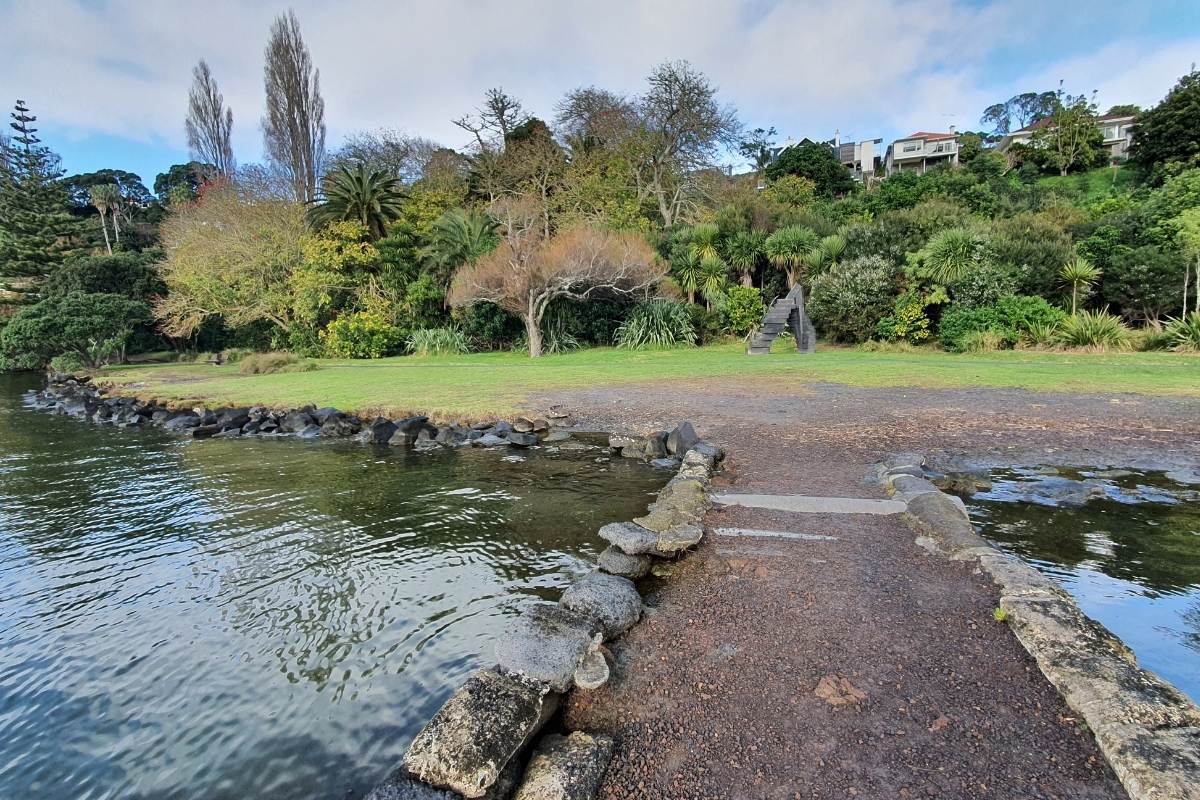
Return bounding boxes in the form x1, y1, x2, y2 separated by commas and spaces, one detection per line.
220, 347, 253, 364
1055, 310, 1132, 349
686, 304, 725, 344
49, 353, 86, 373
723, 285, 765, 335
616, 300, 697, 349
876, 292, 933, 344
238, 352, 318, 374
949, 263, 1017, 308
0, 291, 149, 370
958, 329, 1006, 353
320, 311, 405, 359
1023, 321, 1061, 347
807, 256, 899, 343
937, 295, 1066, 352
938, 305, 1007, 351
455, 303, 524, 351
1164, 311, 1200, 352
407, 327, 471, 356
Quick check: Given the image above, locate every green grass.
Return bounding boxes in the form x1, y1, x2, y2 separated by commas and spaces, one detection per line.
98, 342, 1200, 421
1035, 165, 1137, 203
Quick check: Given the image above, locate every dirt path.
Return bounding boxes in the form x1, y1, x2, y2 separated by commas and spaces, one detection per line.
538, 379, 1200, 800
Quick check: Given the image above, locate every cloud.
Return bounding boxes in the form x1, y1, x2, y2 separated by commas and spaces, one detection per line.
0, 0, 1194, 176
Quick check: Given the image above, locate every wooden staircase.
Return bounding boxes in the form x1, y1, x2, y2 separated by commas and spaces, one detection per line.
747, 285, 817, 355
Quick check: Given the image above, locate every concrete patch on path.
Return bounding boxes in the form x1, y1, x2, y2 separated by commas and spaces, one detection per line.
711, 493, 907, 515
713, 526, 838, 541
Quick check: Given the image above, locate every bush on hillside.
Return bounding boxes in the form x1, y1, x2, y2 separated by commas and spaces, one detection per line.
937, 295, 1066, 352
808, 256, 899, 343
320, 311, 406, 359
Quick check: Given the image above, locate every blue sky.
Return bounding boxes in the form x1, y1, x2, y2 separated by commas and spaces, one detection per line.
2, 0, 1197, 189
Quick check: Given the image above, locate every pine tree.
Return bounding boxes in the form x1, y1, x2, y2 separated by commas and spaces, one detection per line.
0, 100, 82, 304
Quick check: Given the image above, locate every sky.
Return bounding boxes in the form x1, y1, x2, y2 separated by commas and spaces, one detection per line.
1, 0, 1198, 187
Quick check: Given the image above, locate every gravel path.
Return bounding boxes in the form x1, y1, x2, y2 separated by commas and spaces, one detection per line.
537, 378, 1200, 800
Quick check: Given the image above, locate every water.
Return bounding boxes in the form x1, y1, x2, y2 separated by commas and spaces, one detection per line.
0, 373, 666, 799
960, 467, 1200, 702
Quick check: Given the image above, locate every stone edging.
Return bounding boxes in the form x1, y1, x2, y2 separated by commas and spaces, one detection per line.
879, 453, 1200, 800
367, 426, 722, 799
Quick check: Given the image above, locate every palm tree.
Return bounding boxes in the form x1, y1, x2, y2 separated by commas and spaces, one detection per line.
308, 163, 406, 240
724, 230, 764, 287
764, 225, 818, 288
1059, 256, 1101, 315
671, 253, 702, 304
688, 223, 721, 263
805, 233, 847, 276
698, 256, 729, 310
425, 209, 500, 275
89, 184, 115, 255
918, 228, 988, 285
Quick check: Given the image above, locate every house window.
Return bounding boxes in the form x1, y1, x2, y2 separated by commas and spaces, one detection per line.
902, 143, 920, 152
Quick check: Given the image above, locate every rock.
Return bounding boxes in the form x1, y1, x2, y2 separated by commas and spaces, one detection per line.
513, 732, 614, 800
655, 523, 703, 555
296, 424, 322, 439
619, 445, 646, 460
212, 427, 242, 438
597, 546, 651, 579
814, 675, 868, 707
392, 415, 430, 443
597, 521, 659, 556
607, 433, 640, 453
643, 431, 669, 459
572, 650, 610, 691
217, 407, 250, 429
507, 432, 538, 447
404, 668, 559, 798
1165, 470, 1200, 486
312, 407, 340, 425
904, 491, 988, 558
514, 417, 535, 433
649, 457, 681, 469
163, 412, 200, 430
359, 417, 397, 444
280, 410, 315, 433
691, 440, 723, 462
531, 419, 550, 433
543, 431, 571, 443
365, 761, 521, 800
495, 603, 602, 691
436, 426, 469, 446
665, 422, 699, 456
197, 410, 217, 426
888, 474, 940, 498
321, 414, 361, 437
473, 434, 509, 447
559, 571, 641, 639
490, 420, 514, 436
881, 452, 925, 476
635, 478, 708, 533
1015, 476, 1108, 507
243, 421, 261, 435
191, 424, 221, 439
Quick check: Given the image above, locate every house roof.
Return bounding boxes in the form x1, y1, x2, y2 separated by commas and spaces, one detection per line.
1014, 113, 1136, 135
902, 131, 957, 141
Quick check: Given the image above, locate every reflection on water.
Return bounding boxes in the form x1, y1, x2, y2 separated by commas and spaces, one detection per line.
961, 467, 1200, 702
0, 373, 666, 800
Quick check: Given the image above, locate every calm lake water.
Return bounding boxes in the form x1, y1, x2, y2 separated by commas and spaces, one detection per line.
962, 468, 1200, 702
0, 373, 665, 800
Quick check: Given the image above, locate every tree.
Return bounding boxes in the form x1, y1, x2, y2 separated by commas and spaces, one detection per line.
328, 129, 442, 184
738, 127, 776, 180
1059, 256, 1101, 314
628, 61, 740, 226
724, 230, 764, 287
554, 87, 636, 148
1129, 69, 1200, 183
1034, 87, 1101, 176
185, 59, 235, 177
262, 10, 326, 203
913, 228, 990, 284
0, 291, 148, 369
454, 88, 529, 151
1106, 104, 1141, 117
308, 163, 405, 240
43, 251, 165, 300
1101, 244, 1188, 323
764, 225, 818, 288
153, 162, 213, 204
89, 184, 118, 254
449, 202, 662, 357
1171, 207, 1200, 315
980, 91, 1059, 134
764, 142, 855, 198
0, 100, 81, 304
424, 209, 500, 279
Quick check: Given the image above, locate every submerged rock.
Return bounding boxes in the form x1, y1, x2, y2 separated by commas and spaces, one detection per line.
473, 434, 508, 447
560, 571, 641, 639
495, 603, 602, 692
404, 668, 559, 798
507, 432, 538, 447
649, 457, 681, 470
543, 430, 571, 443
513, 731, 614, 800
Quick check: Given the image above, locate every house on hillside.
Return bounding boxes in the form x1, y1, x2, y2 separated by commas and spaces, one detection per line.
884, 129, 960, 176
997, 113, 1137, 162
767, 132, 883, 184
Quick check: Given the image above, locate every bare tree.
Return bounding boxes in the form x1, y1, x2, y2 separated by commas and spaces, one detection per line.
449, 201, 662, 357
262, 9, 326, 202
628, 61, 740, 227
453, 88, 529, 152
554, 87, 637, 148
328, 128, 442, 184
185, 59, 235, 177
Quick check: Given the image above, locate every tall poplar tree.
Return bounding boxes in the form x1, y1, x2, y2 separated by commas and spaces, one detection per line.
0, 100, 81, 304
185, 60, 235, 177
261, 10, 325, 203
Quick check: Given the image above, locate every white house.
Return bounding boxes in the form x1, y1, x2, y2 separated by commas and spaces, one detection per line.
884, 129, 960, 176
997, 113, 1138, 161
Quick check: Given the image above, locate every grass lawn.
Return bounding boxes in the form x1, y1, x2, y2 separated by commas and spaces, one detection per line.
98, 342, 1200, 421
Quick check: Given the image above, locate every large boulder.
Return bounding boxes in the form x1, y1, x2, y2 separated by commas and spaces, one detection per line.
643, 432, 669, 460
404, 668, 559, 798
163, 412, 200, 430
513, 732, 614, 800
495, 603, 602, 692
507, 432, 538, 447
391, 416, 431, 446
597, 546, 651, 579
280, 410, 315, 433
365, 761, 520, 800
321, 413, 361, 437
559, 571, 641, 640
312, 407, 340, 425
665, 421, 699, 456
216, 407, 250, 429
473, 434, 509, 447
597, 521, 658, 556
358, 417, 397, 444
691, 440, 724, 462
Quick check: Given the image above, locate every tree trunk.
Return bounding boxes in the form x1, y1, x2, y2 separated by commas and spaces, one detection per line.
1071, 285, 1078, 315
112, 205, 122, 245
99, 211, 112, 255
524, 314, 543, 358
1184, 262, 1191, 317
741, 270, 753, 287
